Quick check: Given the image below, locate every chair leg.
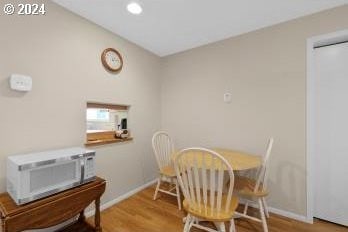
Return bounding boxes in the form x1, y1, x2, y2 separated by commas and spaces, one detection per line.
262, 197, 270, 218
216, 222, 226, 232
258, 198, 269, 232
243, 202, 249, 215
169, 176, 174, 190
153, 177, 161, 200
229, 219, 236, 232
189, 216, 195, 229
175, 178, 182, 210
183, 214, 192, 232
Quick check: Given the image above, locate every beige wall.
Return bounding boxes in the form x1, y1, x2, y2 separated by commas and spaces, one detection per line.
0, 0, 347, 221
161, 5, 348, 216
0, 0, 161, 209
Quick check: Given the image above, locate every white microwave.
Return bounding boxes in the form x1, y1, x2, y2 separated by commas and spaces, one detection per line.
7, 147, 96, 205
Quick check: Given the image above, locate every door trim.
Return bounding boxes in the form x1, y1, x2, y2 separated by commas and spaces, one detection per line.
306, 29, 348, 223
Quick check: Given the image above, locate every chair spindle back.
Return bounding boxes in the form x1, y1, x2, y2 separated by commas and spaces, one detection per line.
174, 148, 235, 216
152, 131, 174, 170
255, 138, 274, 192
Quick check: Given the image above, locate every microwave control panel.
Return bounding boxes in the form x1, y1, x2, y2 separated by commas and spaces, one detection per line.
84, 156, 95, 179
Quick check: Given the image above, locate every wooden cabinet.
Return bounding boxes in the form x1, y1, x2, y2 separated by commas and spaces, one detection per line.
0, 177, 106, 232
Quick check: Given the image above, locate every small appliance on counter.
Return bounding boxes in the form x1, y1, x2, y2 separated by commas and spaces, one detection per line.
7, 147, 96, 205
115, 129, 129, 139
120, 118, 127, 130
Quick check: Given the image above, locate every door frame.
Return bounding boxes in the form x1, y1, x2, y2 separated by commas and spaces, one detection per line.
306, 29, 348, 223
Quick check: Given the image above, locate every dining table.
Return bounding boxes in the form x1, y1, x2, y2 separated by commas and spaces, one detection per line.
172, 148, 262, 171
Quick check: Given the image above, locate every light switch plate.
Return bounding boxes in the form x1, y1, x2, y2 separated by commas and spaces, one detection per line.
224, 93, 232, 103
9, 74, 32, 91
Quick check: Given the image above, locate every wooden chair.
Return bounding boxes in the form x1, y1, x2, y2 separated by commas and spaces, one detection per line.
234, 138, 274, 232
174, 148, 239, 232
152, 131, 181, 210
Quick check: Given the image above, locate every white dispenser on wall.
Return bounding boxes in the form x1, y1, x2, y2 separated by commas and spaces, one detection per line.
9, 74, 32, 92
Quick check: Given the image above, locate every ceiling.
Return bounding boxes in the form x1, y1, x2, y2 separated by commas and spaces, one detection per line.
52, 0, 348, 57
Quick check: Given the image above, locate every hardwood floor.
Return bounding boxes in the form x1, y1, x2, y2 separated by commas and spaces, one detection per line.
88, 185, 348, 232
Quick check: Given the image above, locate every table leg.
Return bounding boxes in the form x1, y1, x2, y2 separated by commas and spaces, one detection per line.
1, 214, 8, 232
95, 197, 102, 232
78, 210, 85, 223
1, 217, 6, 232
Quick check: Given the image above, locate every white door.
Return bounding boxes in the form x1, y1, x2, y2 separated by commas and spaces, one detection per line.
313, 42, 348, 226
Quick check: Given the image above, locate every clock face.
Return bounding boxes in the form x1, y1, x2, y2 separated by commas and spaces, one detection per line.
101, 48, 123, 72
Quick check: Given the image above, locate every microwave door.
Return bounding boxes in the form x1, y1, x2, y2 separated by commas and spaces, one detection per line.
22, 159, 82, 199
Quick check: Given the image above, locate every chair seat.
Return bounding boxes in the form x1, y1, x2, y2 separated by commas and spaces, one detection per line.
183, 195, 239, 222
234, 176, 268, 197
160, 165, 176, 177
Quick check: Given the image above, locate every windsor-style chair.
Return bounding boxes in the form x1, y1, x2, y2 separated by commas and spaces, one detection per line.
152, 131, 181, 210
174, 148, 239, 232
234, 138, 274, 232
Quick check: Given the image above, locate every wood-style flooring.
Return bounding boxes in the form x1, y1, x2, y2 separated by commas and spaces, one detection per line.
88, 184, 348, 232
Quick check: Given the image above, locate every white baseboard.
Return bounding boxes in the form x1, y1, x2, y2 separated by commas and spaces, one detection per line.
239, 199, 311, 224
85, 179, 157, 218
267, 206, 311, 223
85, 180, 311, 225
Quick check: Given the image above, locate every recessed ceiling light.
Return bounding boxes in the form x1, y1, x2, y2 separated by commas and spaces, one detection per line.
127, 2, 142, 15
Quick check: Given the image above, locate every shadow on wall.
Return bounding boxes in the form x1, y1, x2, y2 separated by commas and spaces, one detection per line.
0, 78, 27, 98
268, 160, 306, 215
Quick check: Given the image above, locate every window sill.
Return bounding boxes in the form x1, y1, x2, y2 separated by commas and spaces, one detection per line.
85, 137, 133, 147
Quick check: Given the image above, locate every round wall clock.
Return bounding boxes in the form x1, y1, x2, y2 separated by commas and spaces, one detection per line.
101, 48, 123, 73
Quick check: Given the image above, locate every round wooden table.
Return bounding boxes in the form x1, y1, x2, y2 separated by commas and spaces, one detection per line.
172, 148, 262, 224
172, 148, 262, 171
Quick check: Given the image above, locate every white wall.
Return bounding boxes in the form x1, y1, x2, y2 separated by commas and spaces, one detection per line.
160, 5, 348, 216
0, 0, 160, 212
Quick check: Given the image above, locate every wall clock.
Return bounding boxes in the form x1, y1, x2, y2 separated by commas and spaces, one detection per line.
101, 48, 123, 73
